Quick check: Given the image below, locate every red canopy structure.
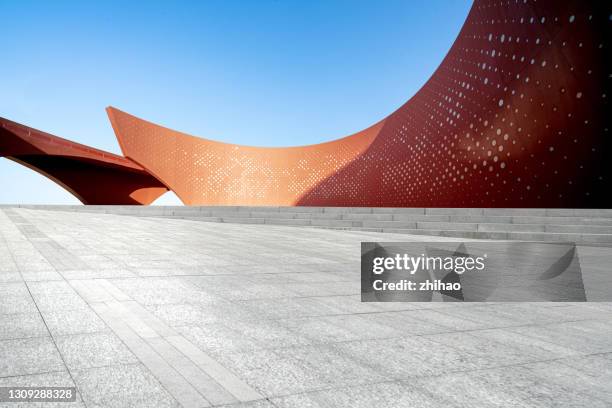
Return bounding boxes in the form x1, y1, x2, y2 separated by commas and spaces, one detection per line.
0, 117, 167, 205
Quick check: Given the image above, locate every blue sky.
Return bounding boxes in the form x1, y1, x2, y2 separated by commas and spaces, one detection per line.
1, 0, 471, 204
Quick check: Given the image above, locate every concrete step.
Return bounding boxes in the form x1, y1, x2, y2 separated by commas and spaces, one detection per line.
167, 214, 612, 233
445, 215, 612, 226
166, 216, 612, 244
8, 205, 612, 246
13, 204, 612, 219
370, 228, 612, 245
165, 210, 612, 227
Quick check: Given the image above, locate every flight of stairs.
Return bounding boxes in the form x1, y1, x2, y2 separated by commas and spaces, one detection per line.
7, 205, 612, 246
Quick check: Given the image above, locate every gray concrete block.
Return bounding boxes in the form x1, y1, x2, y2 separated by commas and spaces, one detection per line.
545, 209, 612, 217
580, 234, 612, 244
0, 313, 48, 340
298, 212, 342, 219
265, 218, 311, 226
342, 213, 393, 221
426, 208, 484, 215
165, 335, 263, 402
477, 223, 546, 232
278, 207, 325, 213
323, 207, 374, 214
239, 206, 280, 213
146, 336, 238, 406
361, 220, 418, 229
393, 214, 451, 222
546, 225, 612, 234
73, 364, 182, 408
246, 211, 298, 219
484, 208, 548, 216
208, 211, 255, 219
417, 222, 479, 231
183, 216, 222, 222
221, 217, 266, 224
0, 337, 65, 377
373, 208, 425, 214
505, 232, 582, 242
55, 332, 138, 369
310, 219, 356, 228
449, 215, 513, 224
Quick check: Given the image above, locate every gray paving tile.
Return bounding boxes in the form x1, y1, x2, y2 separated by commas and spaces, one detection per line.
272, 381, 446, 408
277, 344, 385, 388
0, 337, 65, 377
146, 336, 238, 406
0, 312, 48, 340
280, 313, 405, 344
213, 348, 324, 396
365, 310, 449, 336
110, 277, 212, 305
119, 301, 178, 337
73, 364, 180, 408
27, 280, 76, 295
218, 400, 275, 408
506, 320, 612, 354
400, 309, 487, 331
165, 335, 263, 402
334, 336, 488, 379
90, 302, 213, 407
61, 268, 136, 280
527, 357, 612, 405
0, 292, 38, 315
220, 319, 312, 349
31, 291, 89, 312
21, 270, 64, 281
146, 303, 222, 327
238, 297, 345, 320
457, 364, 611, 408
315, 295, 392, 314
0, 282, 37, 314
55, 332, 138, 370
0, 271, 22, 282
41, 308, 109, 337
468, 328, 580, 359
422, 330, 552, 367
177, 324, 263, 354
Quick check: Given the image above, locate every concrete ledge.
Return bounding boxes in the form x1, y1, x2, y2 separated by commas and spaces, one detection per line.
4, 205, 612, 245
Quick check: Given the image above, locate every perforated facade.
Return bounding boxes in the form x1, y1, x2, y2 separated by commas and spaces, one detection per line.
109, 0, 611, 207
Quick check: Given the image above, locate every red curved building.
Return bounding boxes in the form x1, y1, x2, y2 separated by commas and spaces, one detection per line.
2, 0, 611, 207
0, 117, 167, 205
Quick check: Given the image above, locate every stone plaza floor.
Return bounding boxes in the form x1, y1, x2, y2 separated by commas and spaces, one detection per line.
1, 207, 611, 407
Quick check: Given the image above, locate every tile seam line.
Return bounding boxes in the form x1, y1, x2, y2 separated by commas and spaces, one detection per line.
0, 369, 77, 381
9, 210, 191, 407
0, 208, 89, 408
71, 280, 195, 407
87, 299, 207, 408
142, 336, 237, 405
88, 280, 263, 404
106, 286, 265, 402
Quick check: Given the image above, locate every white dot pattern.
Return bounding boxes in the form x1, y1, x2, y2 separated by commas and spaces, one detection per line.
108, 0, 611, 207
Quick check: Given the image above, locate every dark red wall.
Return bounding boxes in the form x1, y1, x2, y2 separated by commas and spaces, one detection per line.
298, 0, 611, 207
